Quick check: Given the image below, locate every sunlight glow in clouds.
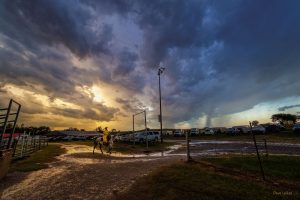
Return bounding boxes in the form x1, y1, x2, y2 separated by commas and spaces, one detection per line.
0, 1, 300, 130
91, 85, 103, 103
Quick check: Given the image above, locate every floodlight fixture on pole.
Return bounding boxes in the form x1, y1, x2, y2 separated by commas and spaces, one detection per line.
158, 67, 165, 75
158, 66, 165, 143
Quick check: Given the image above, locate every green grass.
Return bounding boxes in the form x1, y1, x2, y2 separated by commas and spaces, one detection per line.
116, 163, 283, 200
204, 155, 300, 182
9, 144, 66, 172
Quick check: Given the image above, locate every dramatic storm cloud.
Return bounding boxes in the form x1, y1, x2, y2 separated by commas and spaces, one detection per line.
0, 0, 299, 130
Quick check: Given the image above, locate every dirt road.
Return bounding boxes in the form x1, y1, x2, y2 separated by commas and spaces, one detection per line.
0, 144, 180, 200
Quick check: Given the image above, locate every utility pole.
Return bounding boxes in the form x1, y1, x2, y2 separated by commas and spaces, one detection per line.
144, 110, 148, 149
133, 115, 135, 145
158, 67, 165, 143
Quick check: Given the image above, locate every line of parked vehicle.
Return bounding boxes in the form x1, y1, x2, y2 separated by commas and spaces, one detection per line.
173, 123, 287, 136
48, 134, 97, 141
293, 123, 300, 133
114, 131, 161, 143
46, 123, 298, 142
47, 130, 162, 144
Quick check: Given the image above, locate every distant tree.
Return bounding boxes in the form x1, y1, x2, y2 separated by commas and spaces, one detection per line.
80, 129, 85, 132
96, 126, 103, 133
271, 113, 297, 126
252, 120, 259, 126
65, 127, 79, 131
38, 126, 51, 135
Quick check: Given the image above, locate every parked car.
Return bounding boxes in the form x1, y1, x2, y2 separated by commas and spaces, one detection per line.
163, 130, 173, 136
73, 135, 87, 140
264, 124, 281, 133
48, 135, 65, 141
204, 128, 214, 135
133, 132, 146, 143
61, 135, 74, 141
86, 135, 97, 140
114, 135, 121, 142
251, 125, 266, 134
293, 124, 300, 133
226, 128, 240, 135
190, 128, 200, 136
121, 134, 131, 142
174, 129, 184, 137
133, 131, 160, 143
152, 131, 161, 142
212, 127, 227, 134
232, 126, 250, 134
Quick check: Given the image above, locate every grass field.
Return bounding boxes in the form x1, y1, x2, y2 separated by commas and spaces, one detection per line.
9, 144, 66, 172
116, 162, 289, 200
116, 154, 300, 200
204, 155, 300, 182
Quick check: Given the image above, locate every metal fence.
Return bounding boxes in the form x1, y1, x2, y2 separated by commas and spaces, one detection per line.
1, 135, 48, 159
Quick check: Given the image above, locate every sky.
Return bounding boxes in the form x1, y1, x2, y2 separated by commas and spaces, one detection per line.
0, 0, 300, 131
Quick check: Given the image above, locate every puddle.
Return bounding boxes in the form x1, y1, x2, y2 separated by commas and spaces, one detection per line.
58, 140, 300, 164
57, 144, 182, 165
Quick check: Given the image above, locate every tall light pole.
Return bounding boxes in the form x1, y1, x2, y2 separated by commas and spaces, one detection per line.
158, 67, 165, 143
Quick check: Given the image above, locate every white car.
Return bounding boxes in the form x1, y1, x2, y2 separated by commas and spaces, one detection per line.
190, 128, 200, 135
232, 126, 250, 134
174, 129, 184, 136
133, 131, 160, 143
204, 128, 214, 135
226, 128, 240, 135
61, 135, 74, 141
120, 134, 131, 142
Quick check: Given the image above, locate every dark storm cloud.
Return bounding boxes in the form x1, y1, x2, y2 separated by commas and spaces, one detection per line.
113, 49, 138, 77
1, 0, 146, 95
115, 97, 146, 113
278, 105, 300, 112
1, 0, 300, 127
0, 0, 135, 123
120, 0, 300, 125
0, 0, 113, 58
52, 106, 119, 122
